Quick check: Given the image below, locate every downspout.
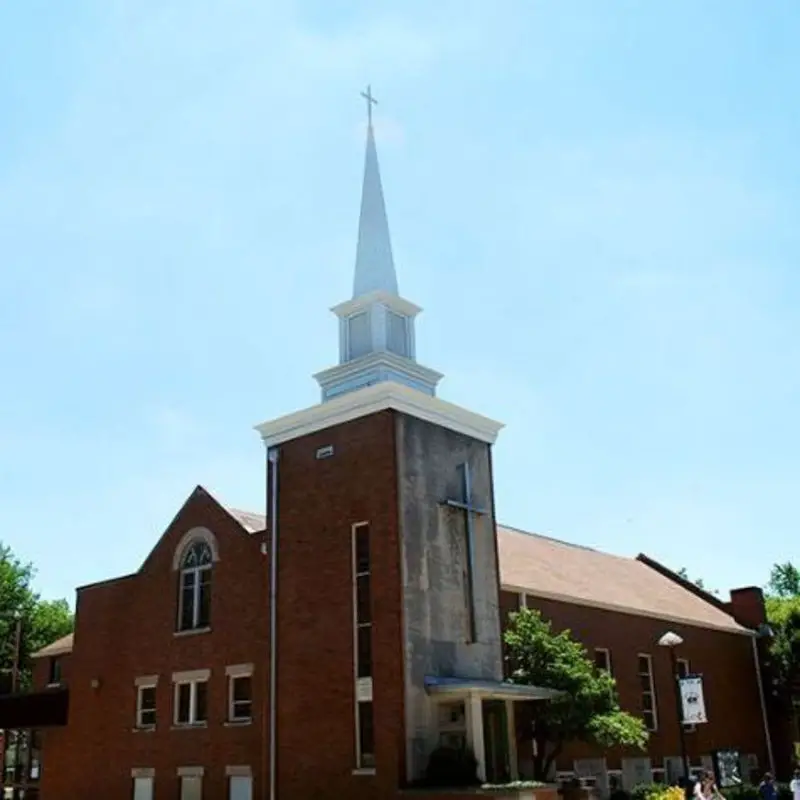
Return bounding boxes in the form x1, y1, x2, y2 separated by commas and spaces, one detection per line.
268, 447, 280, 800
751, 632, 775, 774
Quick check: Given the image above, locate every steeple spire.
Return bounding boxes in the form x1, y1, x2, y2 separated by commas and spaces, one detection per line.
312, 87, 442, 403
353, 86, 398, 298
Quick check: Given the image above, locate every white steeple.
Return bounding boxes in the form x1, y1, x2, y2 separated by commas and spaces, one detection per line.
313, 87, 442, 403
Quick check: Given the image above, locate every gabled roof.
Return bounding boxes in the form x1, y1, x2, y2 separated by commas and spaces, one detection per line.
31, 633, 74, 659
498, 526, 749, 634
224, 507, 266, 533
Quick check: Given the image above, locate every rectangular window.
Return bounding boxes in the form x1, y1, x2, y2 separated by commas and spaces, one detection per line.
676, 659, 696, 732
133, 776, 154, 800
174, 679, 208, 726
180, 776, 203, 800
594, 648, 612, 674
179, 569, 212, 631
357, 700, 376, 769
229, 775, 253, 800
353, 523, 372, 681
136, 684, 157, 728
48, 656, 63, 685
352, 522, 375, 771
347, 311, 371, 360
637, 654, 658, 732
229, 675, 253, 722
387, 311, 408, 357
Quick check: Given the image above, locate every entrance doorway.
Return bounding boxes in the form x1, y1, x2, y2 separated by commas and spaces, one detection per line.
482, 700, 511, 784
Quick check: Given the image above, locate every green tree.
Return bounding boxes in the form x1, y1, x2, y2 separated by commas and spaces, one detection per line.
504, 608, 648, 780
764, 561, 800, 703
768, 562, 800, 599
0, 543, 74, 691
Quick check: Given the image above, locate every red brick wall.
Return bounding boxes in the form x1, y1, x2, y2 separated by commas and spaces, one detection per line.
39, 409, 405, 800
272, 409, 405, 800
39, 488, 269, 799
500, 591, 768, 772
32, 651, 71, 691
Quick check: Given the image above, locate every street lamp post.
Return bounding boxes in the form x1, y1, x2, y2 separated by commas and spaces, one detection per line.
658, 632, 691, 798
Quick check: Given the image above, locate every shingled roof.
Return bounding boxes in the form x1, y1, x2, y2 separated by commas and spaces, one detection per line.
31, 633, 74, 659
497, 525, 748, 634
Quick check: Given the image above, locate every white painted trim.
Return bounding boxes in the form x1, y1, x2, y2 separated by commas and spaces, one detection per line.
225, 765, 252, 777
177, 766, 204, 777
171, 527, 220, 571
637, 653, 658, 732
131, 767, 155, 779
313, 350, 443, 392
135, 674, 159, 687
226, 663, 254, 678
501, 583, 752, 636
172, 668, 211, 683
332, 289, 422, 319
256, 380, 504, 448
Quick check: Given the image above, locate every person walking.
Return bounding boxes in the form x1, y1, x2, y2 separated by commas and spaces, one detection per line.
789, 768, 800, 800
758, 773, 778, 800
694, 770, 723, 800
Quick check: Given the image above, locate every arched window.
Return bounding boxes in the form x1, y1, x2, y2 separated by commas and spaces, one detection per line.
177, 540, 213, 632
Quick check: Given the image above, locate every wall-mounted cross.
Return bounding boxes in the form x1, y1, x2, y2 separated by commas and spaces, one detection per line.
445, 461, 488, 643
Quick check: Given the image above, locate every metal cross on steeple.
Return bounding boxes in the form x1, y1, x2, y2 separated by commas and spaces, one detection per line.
361, 85, 378, 127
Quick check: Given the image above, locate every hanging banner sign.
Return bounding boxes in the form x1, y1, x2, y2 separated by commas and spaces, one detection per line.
679, 676, 708, 724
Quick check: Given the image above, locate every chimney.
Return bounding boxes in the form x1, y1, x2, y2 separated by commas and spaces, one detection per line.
727, 586, 767, 630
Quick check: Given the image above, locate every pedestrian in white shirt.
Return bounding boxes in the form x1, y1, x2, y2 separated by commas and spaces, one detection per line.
790, 768, 800, 800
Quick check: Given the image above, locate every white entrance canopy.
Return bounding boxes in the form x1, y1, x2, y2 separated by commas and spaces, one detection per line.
424, 675, 564, 702
424, 675, 564, 783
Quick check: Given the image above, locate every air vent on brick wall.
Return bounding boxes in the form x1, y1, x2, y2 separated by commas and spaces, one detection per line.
315, 445, 335, 460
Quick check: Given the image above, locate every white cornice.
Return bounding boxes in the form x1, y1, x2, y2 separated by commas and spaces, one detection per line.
313, 351, 443, 388
255, 381, 504, 448
331, 290, 422, 319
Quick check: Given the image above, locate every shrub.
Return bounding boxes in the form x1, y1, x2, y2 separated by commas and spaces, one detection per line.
422, 745, 479, 788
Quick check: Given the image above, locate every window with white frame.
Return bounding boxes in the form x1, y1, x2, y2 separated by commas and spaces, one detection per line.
594, 648, 612, 674
135, 677, 158, 728
226, 665, 253, 723
177, 539, 213, 632
637, 654, 657, 731
179, 771, 203, 800
173, 671, 209, 726
132, 775, 154, 800
352, 522, 375, 771
228, 772, 253, 800
676, 659, 696, 732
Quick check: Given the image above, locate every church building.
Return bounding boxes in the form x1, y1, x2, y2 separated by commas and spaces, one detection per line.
0, 91, 778, 800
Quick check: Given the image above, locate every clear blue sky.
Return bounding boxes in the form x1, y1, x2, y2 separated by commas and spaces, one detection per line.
1, 1, 798, 605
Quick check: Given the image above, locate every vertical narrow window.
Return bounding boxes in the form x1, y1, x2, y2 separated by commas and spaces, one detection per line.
347, 311, 371, 360
594, 648, 612, 674
48, 656, 63, 685
135, 677, 158, 728
177, 540, 213, 632
180, 775, 203, 800
676, 658, 696, 732
386, 311, 408, 357
352, 522, 375, 771
637, 654, 658, 732
226, 664, 254, 723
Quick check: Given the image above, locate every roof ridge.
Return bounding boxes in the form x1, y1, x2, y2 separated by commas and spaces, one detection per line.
497, 523, 632, 559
